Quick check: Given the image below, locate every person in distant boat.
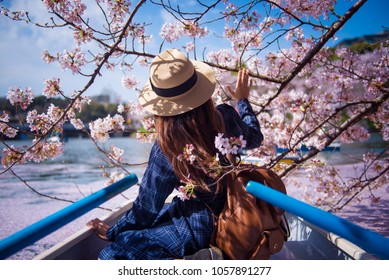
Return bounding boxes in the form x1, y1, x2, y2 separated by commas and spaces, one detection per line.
87, 48, 263, 259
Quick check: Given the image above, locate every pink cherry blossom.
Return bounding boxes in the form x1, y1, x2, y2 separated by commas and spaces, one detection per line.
0, 112, 18, 138
1, 146, 25, 167
207, 49, 238, 68
109, 145, 124, 163
58, 47, 86, 74
339, 125, 370, 144
42, 0, 86, 24
215, 133, 247, 155
73, 26, 93, 45
6, 87, 34, 111
160, 20, 208, 43
184, 42, 195, 52
104, 171, 126, 186
70, 92, 91, 112
382, 126, 389, 142
26, 110, 51, 135
43, 78, 62, 98
90, 114, 125, 143
121, 75, 138, 89
160, 22, 184, 43
183, 21, 208, 38
41, 50, 56, 64
140, 117, 155, 131
136, 131, 156, 143
25, 139, 64, 163
177, 186, 190, 201
69, 117, 84, 130
177, 144, 196, 164
138, 57, 149, 67
177, 181, 196, 201
97, 0, 131, 32
0, 7, 9, 16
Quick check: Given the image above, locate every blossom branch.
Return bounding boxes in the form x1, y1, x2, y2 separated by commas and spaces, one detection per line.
8, 168, 113, 212
332, 163, 389, 212
278, 91, 389, 177
258, 0, 368, 113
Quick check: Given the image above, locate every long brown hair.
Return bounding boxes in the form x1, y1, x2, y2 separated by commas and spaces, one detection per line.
155, 99, 223, 192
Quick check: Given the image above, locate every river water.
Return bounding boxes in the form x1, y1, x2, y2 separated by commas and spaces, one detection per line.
0, 136, 388, 259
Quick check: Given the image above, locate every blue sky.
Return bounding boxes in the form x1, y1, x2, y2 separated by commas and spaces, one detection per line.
334, 0, 389, 41
0, 0, 388, 103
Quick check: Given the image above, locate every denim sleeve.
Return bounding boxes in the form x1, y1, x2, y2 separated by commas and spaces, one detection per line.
217, 99, 263, 149
106, 141, 179, 240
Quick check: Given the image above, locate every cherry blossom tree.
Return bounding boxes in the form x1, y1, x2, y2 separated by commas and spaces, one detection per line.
0, 0, 388, 212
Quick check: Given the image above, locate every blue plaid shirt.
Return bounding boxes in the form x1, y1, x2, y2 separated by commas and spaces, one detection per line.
103, 99, 262, 259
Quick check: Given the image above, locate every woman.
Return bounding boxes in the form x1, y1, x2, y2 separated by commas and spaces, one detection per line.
88, 49, 263, 259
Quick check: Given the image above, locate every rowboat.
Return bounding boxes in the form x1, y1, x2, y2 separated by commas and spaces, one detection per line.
0, 174, 388, 260
33, 198, 376, 260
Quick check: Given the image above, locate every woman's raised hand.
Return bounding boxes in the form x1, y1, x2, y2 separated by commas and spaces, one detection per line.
227, 68, 252, 100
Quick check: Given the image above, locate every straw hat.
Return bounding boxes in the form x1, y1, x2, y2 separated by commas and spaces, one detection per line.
139, 49, 216, 116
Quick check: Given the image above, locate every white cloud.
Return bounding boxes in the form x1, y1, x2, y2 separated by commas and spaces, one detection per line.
160, 9, 175, 23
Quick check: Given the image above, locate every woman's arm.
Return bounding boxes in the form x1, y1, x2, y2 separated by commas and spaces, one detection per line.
217, 101, 263, 149
106, 142, 178, 240
217, 69, 263, 149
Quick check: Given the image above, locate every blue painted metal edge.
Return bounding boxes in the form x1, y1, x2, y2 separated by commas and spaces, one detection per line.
246, 181, 389, 260
0, 173, 138, 259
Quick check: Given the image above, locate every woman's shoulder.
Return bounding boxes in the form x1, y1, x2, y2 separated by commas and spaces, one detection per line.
216, 102, 237, 114
146, 141, 178, 180
216, 103, 240, 120
150, 141, 171, 163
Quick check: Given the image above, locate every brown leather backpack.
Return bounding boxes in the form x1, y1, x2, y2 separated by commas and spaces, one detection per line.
211, 165, 289, 259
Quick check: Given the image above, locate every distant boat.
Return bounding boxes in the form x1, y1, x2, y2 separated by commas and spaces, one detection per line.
276, 142, 341, 153
241, 142, 341, 165
47, 133, 68, 143
48, 135, 61, 143
241, 154, 299, 166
